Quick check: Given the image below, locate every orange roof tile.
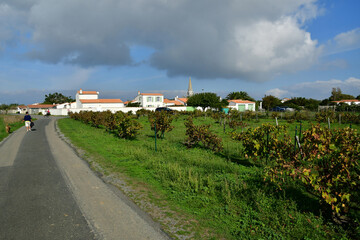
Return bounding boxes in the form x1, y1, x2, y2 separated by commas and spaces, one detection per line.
164, 99, 184, 105
80, 99, 123, 103
177, 98, 188, 103
77, 90, 98, 95
140, 93, 163, 96
333, 99, 360, 103
27, 104, 56, 109
228, 99, 255, 104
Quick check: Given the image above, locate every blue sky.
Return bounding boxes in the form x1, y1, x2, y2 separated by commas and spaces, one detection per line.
0, 0, 359, 105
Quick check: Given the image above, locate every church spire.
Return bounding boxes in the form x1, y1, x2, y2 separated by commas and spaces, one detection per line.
187, 77, 194, 97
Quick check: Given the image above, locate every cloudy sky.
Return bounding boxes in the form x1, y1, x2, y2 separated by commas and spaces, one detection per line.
0, 0, 359, 104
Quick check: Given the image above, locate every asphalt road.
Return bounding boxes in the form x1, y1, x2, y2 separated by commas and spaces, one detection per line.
0, 117, 169, 240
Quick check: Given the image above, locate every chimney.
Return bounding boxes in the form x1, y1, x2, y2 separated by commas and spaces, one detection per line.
138, 91, 140, 95
80, 88, 83, 94
175, 96, 178, 101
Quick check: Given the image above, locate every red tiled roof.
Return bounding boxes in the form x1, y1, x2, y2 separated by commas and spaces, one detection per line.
177, 98, 188, 103
27, 104, 56, 109
164, 99, 184, 105
124, 100, 134, 104
228, 99, 255, 104
140, 93, 163, 96
77, 90, 98, 95
80, 99, 123, 103
333, 99, 360, 103
18, 105, 27, 109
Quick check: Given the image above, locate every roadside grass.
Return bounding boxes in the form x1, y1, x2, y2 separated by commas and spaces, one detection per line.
0, 115, 24, 142
58, 116, 356, 239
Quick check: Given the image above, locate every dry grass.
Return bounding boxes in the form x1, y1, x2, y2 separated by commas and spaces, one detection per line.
1, 115, 23, 124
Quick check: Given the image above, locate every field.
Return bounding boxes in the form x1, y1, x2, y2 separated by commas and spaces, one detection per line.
58, 112, 360, 239
0, 115, 24, 142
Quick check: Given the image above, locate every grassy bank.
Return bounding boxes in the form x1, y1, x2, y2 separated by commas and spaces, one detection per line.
0, 115, 24, 142
58, 116, 357, 239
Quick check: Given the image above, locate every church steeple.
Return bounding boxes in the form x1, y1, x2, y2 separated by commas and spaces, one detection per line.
187, 77, 194, 97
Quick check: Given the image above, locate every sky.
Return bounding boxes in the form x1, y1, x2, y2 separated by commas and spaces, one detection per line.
0, 0, 359, 105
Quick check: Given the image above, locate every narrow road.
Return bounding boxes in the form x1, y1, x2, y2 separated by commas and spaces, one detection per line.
0, 117, 169, 240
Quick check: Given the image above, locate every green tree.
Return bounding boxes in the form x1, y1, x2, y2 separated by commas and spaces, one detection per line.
43, 92, 75, 104
357, 95, 360, 100
262, 95, 281, 110
226, 91, 255, 101
330, 87, 354, 101
284, 97, 320, 111
126, 102, 141, 107
187, 92, 224, 111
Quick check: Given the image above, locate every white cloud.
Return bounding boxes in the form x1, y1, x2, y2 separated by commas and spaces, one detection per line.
265, 88, 290, 98
325, 28, 360, 55
266, 77, 360, 99
1, 0, 321, 80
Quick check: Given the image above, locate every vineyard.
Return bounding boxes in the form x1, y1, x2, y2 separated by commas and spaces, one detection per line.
63, 109, 360, 239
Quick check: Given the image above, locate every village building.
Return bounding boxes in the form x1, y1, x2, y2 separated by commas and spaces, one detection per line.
27, 104, 56, 114
133, 91, 164, 108
332, 99, 360, 105
164, 98, 184, 107
75, 89, 124, 109
228, 99, 256, 112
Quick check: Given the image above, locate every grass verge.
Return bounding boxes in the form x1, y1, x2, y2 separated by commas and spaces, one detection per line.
0, 115, 24, 142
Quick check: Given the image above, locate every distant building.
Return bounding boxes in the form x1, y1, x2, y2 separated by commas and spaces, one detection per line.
175, 96, 188, 106
133, 91, 164, 108
164, 98, 184, 107
281, 98, 291, 103
228, 99, 256, 112
332, 99, 360, 105
75, 88, 124, 109
187, 77, 194, 97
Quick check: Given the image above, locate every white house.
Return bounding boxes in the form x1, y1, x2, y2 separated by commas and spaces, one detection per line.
27, 104, 56, 114
332, 99, 360, 105
133, 91, 164, 108
79, 99, 124, 109
75, 89, 124, 109
228, 99, 256, 112
75, 89, 99, 108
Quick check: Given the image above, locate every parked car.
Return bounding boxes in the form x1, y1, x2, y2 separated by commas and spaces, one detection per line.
155, 107, 174, 113
271, 106, 286, 112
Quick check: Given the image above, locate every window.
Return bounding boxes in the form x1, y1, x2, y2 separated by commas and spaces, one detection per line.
156, 97, 161, 102
147, 97, 153, 102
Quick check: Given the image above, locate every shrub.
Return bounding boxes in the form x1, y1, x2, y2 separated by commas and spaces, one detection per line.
265, 125, 360, 221
148, 111, 175, 138
184, 117, 223, 152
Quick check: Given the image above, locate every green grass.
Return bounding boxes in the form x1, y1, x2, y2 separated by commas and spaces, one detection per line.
0, 115, 24, 142
58, 116, 358, 239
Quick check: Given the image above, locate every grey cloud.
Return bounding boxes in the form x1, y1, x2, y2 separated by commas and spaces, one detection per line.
2, 0, 321, 79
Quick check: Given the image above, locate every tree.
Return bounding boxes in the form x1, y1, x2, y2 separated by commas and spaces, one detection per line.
357, 95, 360, 100
43, 92, 75, 104
226, 91, 255, 101
284, 97, 320, 111
330, 87, 354, 101
126, 102, 140, 107
187, 92, 224, 111
262, 95, 281, 111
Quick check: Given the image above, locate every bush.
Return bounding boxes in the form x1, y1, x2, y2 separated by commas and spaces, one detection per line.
184, 117, 223, 152
148, 111, 175, 138
265, 125, 360, 222
69, 110, 142, 139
